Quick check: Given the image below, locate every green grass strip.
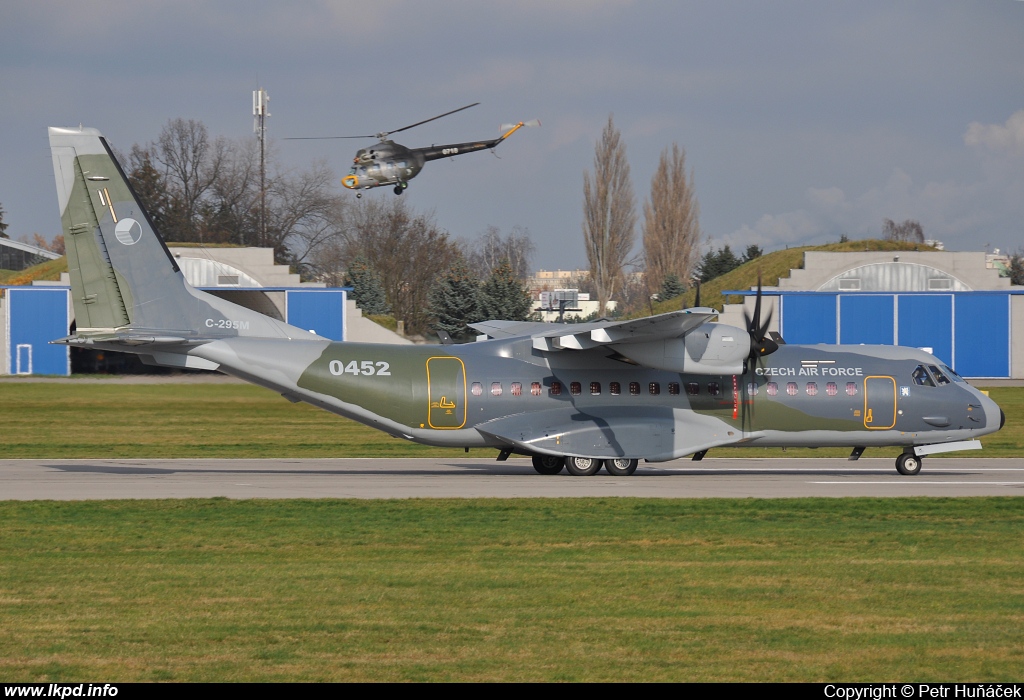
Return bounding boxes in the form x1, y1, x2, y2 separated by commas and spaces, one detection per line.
0, 498, 1021, 682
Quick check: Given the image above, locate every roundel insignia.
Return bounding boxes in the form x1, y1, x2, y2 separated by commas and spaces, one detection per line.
114, 218, 143, 245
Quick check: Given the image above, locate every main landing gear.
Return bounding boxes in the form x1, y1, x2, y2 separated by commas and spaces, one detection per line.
530, 455, 638, 476
896, 452, 922, 476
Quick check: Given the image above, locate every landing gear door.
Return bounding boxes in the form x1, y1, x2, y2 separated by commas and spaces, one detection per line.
863, 376, 896, 429
426, 357, 467, 429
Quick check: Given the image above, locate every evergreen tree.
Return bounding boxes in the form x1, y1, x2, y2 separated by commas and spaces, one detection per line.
1009, 252, 1024, 286
428, 258, 483, 341
345, 256, 390, 316
479, 259, 533, 321
659, 272, 686, 301
742, 244, 763, 262
697, 245, 742, 282
0, 202, 8, 238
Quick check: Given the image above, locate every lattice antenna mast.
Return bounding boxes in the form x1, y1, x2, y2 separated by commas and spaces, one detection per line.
253, 88, 270, 248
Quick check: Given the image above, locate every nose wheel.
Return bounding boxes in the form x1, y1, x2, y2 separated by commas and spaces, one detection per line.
896, 453, 922, 476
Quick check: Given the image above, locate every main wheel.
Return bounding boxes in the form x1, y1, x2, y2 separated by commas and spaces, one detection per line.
532, 455, 565, 475
604, 458, 638, 476
896, 453, 922, 476
565, 456, 602, 476
394, 185, 404, 195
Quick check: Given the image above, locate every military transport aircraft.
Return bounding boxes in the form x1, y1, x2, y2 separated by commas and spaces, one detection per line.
48, 126, 1004, 476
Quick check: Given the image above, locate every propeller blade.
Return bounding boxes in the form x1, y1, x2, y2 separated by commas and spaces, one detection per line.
744, 271, 779, 362
283, 134, 376, 140
386, 102, 480, 137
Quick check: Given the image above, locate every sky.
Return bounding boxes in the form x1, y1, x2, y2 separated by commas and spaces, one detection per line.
2, 1, 1023, 270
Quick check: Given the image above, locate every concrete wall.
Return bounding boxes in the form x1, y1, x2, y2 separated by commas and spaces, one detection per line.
345, 300, 413, 345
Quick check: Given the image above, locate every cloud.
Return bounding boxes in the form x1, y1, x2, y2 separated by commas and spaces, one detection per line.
965, 110, 1024, 157
719, 110, 1024, 254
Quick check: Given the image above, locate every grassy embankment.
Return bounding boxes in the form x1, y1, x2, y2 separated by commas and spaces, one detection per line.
0, 381, 1018, 459
1, 497, 1021, 682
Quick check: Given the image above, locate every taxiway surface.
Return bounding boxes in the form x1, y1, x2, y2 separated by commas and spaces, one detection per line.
2, 458, 1023, 499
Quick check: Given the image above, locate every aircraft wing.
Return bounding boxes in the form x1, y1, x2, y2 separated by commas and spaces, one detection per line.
470, 309, 718, 351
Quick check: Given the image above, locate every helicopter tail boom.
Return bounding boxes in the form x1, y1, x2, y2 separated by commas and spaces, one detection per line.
419, 120, 540, 162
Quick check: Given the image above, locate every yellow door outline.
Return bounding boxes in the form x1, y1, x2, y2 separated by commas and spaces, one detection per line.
863, 375, 897, 429
426, 356, 467, 429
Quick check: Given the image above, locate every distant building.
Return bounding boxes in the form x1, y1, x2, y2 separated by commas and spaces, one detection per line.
0, 238, 60, 272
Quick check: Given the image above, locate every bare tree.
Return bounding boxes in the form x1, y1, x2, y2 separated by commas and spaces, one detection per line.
882, 218, 924, 244
642, 143, 701, 298
466, 225, 535, 279
332, 198, 462, 334
152, 118, 224, 242
582, 115, 636, 315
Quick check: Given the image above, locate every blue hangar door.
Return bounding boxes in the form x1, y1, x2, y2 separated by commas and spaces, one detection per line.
285, 290, 346, 341
6, 288, 70, 375
953, 293, 1008, 378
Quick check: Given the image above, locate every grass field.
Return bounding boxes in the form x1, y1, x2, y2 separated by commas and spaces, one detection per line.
0, 381, 1019, 459
1, 498, 1022, 682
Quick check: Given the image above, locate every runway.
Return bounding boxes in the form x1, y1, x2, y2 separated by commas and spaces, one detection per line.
2, 457, 1023, 499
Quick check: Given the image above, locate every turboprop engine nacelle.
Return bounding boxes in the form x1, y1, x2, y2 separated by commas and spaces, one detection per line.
611, 323, 749, 376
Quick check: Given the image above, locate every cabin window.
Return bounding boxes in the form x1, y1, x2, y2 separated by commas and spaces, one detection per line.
668, 382, 680, 395
707, 382, 721, 396
928, 365, 951, 385
912, 366, 935, 387
826, 382, 838, 396
491, 382, 502, 396
845, 382, 858, 396
766, 382, 778, 396
806, 382, 818, 396
590, 382, 601, 395
471, 382, 483, 397
549, 381, 562, 396
686, 382, 700, 395
649, 382, 661, 395
747, 382, 758, 396
570, 382, 581, 396
629, 382, 641, 396
786, 382, 798, 396
941, 365, 965, 383
531, 382, 542, 396
610, 382, 621, 396
511, 382, 523, 397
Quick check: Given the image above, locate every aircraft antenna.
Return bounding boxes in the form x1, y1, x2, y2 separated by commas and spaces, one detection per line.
253, 88, 270, 248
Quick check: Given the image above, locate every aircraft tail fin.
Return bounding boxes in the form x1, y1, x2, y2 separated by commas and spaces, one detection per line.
48, 126, 304, 342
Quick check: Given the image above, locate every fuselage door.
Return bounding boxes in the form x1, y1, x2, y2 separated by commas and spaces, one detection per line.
426, 356, 467, 429
863, 375, 896, 429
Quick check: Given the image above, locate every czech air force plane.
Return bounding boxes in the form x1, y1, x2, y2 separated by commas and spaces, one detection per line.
48, 126, 1004, 476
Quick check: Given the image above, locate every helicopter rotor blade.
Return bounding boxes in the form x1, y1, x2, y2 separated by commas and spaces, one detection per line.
282, 135, 376, 140
383, 102, 481, 138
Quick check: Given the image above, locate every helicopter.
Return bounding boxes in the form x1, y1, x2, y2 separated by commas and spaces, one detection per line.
286, 103, 539, 196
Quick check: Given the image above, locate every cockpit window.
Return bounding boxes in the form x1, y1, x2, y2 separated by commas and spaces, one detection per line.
941, 365, 965, 383
928, 365, 951, 385
912, 365, 935, 387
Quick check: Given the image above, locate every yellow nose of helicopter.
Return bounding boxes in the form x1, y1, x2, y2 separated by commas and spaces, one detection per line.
341, 175, 359, 189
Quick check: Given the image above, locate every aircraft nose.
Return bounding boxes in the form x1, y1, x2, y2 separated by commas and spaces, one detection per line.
980, 392, 1004, 433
